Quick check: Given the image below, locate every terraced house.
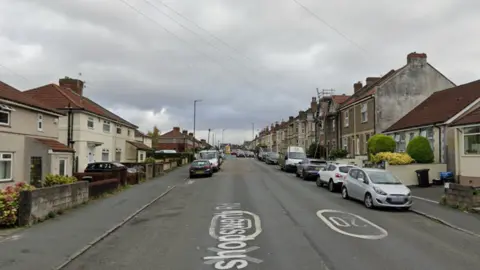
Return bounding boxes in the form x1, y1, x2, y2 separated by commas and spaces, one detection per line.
24, 77, 139, 172
339, 52, 455, 157
318, 94, 350, 154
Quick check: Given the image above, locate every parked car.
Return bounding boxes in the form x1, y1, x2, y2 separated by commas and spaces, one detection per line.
246, 151, 255, 157
265, 152, 279, 165
237, 150, 246, 158
317, 163, 356, 192
84, 162, 126, 173
279, 146, 306, 172
341, 168, 412, 210
189, 159, 213, 178
296, 159, 328, 180
198, 150, 220, 172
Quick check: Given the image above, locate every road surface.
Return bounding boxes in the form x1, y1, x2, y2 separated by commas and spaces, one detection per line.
64, 158, 480, 270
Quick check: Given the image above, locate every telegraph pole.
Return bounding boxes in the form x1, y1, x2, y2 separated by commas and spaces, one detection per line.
207, 128, 211, 146
193, 99, 202, 152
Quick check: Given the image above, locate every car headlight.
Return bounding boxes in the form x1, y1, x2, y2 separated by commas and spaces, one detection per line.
406, 192, 411, 197
373, 186, 387, 195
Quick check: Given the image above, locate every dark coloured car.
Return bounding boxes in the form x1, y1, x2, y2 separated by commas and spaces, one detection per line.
189, 159, 213, 178
84, 162, 126, 173
265, 152, 279, 165
296, 158, 328, 180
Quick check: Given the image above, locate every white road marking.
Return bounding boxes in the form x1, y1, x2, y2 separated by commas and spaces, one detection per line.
316, 209, 388, 240
412, 196, 439, 204
209, 210, 262, 241
186, 180, 195, 185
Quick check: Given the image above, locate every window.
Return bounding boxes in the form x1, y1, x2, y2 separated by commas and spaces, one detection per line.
361, 103, 368, 123
344, 110, 349, 127
365, 133, 371, 147
117, 127, 122, 134
87, 117, 94, 129
409, 132, 415, 142
464, 126, 480, 155
396, 133, 406, 152
0, 153, 13, 181
102, 151, 109, 161
115, 151, 121, 162
342, 137, 347, 150
103, 121, 111, 133
128, 129, 131, 136
420, 128, 434, 151
0, 109, 10, 126
349, 169, 358, 179
140, 153, 144, 161
37, 114, 43, 131
59, 159, 67, 176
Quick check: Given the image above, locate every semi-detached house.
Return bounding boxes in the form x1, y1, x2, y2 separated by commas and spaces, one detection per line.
0, 81, 74, 188
23, 77, 143, 172
338, 52, 455, 157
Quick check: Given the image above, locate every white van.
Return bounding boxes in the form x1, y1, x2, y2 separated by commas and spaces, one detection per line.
198, 150, 220, 172
279, 146, 307, 172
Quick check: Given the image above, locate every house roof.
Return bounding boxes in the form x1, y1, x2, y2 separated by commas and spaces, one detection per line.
35, 138, 74, 152
23, 84, 137, 128
135, 130, 151, 138
160, 128, 184, 138
332, 95, 350, 105
340, 70, 398, 108
0, 81, 62, 115
451, 106, 480, 127
127, 141, 152, 151
385, 80, 480, 132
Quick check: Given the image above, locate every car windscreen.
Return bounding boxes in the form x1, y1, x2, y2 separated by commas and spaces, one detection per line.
288, 152, 306, 159
310, 160, 326, 164
199, 153, 217, 159
366, 171, 403, 184
193, 161, 209, 166
339, 166, 353, 173
269, 153, 279, 158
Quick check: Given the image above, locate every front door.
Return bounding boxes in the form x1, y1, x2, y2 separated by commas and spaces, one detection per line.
30, 156, 42, 187
88, 146, 95, 164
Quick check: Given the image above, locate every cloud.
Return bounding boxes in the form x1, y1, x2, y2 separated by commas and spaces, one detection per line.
1, 0, 480, 144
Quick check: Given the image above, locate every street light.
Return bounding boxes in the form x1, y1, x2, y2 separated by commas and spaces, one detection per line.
222, 129, 226, 146
193, 99, 202, 152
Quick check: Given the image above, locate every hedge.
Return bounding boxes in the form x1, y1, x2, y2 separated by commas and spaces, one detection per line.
407, 136, 434, 163
368, 134, 396, 156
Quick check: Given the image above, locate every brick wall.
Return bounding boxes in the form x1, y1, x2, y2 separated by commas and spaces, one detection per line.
18, 181, 89, 226
445, 183, 480, 210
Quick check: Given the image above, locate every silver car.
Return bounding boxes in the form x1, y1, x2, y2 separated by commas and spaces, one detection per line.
341, 168, 412, 210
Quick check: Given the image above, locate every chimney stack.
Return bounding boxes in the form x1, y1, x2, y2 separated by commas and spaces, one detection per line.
310, 97, 317, 111
173, 127, 180, 132
289, 116, 294, 121
354, 81, 363, 92
182, 130, 188, 135
407, 52, 427, 65
59, 77, 84, 96
188, 132, 193, 137
365, 77, 381, 86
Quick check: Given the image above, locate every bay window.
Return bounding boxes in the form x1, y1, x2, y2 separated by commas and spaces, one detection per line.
463, 126, 480, 155
344, 110, 349, 127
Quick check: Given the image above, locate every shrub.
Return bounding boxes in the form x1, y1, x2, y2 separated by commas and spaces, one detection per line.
371, 152, 414, 165
44, 174, 78, 187
307, 143, 326, 159
407, 136, 434, 163
368, 134, 396, 156
328, 149, 348, 160
145, 157, 156, 164
0, 182, 35, 226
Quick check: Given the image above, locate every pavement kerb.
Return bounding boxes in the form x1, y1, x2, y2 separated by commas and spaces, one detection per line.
54, 185, 177, 270
410, 209, 480, 238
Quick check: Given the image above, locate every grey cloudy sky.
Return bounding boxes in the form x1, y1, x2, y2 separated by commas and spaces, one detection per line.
1, 0, 480, 144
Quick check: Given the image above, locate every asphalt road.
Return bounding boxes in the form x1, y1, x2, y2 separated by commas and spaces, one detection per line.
64, 158, 480, 270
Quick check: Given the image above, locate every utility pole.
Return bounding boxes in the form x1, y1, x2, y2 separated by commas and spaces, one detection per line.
222, 129, 226, 146
251, 123, 254, 140
207, 128, 211, 146
193, 99, 202, 153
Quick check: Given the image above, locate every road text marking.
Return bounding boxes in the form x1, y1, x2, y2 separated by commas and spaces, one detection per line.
203, 203, 263, 269
316, 209, 388, 240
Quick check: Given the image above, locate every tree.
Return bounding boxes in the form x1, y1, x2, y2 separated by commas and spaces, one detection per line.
148, 126, 161, 147
406, 136, 434, 163
307, 143, 326, 159
367, 134, 396, 156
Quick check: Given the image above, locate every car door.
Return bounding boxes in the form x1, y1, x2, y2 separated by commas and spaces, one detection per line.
355, 170, 369, 198
347, 169, 361, 199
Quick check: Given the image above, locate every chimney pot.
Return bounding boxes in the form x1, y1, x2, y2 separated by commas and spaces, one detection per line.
59, 77, 84, 96
188, 132, 193, 136
354, 81, 363, 92
182, 130, 188, 134
407, 52, 427, 64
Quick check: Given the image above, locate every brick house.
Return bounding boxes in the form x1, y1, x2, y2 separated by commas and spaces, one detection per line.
156, 127, 195, 152
338, 52, 455, 157
318, 94, 350, 154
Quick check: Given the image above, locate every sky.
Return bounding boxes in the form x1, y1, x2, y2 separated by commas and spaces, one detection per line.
1, 0, 480, 144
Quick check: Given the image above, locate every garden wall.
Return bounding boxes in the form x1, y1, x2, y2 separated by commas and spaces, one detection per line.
386, 163, 447, 186
445, 183, 480, 209
18, 181, 89, 226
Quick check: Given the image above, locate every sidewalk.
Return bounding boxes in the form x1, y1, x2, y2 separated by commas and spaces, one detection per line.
412, 198, 480, 237
0, 167, 188, 270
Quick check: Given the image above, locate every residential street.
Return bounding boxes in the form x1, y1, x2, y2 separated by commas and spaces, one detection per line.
62, 159, 480, 270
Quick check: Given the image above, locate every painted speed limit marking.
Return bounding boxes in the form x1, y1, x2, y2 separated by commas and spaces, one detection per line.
316, 209, 388, 240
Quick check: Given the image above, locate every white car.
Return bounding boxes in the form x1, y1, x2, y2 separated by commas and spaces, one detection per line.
316, 163, 356, 192
341, 168, 412, 210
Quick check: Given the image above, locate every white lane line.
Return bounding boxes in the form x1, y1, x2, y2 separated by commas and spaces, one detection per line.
412, 196, 439, 204
55, 185, 177, 269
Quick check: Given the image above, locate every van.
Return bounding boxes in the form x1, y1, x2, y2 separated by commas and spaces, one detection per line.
279, 146, 307, 172
198, 150, 221, 172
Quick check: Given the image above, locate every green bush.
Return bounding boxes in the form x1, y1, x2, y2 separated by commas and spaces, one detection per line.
368, 134, 396, 156
328, 149, 348, 160
307, 143, 326, 159
406, 136, 434, 163
0, 182, 35, 226
44, 174, 78, 187
145, 157, 156, 164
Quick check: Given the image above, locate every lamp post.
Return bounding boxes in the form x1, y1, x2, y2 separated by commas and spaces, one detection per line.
251, 123, 254, 140
222, 129, 226, 146
193, 99, 202, 153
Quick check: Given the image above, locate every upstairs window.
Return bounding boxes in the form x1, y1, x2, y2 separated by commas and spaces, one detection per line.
117, 127, 122, 134
103, 121, 111, 133
87, 117, 94, 129
37, 114, 43, 131
0, 109, 10, 126
344, 110, 349, 127
361, 103, 368, 123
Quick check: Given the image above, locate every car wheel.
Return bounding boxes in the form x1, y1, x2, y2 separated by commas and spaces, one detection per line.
295, 170, 299, 177
302, 170, 308, 180
364, 193, 374, 209
341, 186, 349, 199
328, 179, 335, 192
316, 176, 323, 187
208, 173, 213, 177
189, 174, 194, 179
